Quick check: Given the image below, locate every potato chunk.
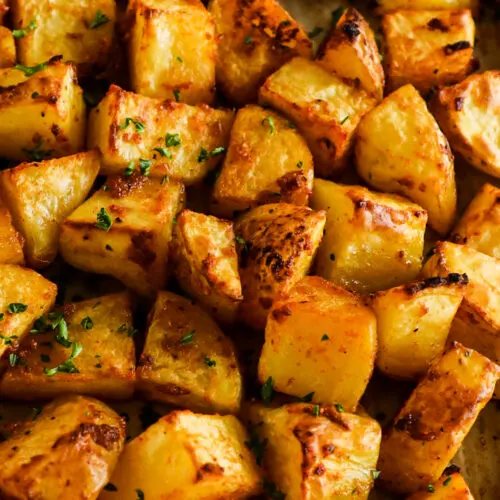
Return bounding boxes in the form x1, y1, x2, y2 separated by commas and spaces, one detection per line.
209, 0, 312, 105
0, 395, 125, 500
356, 84, 456, 235
234, 203, 326, 329
375, 0, 478, 14
101, 410, 262, 499
0, 264, 56, 359
0, 150, 100, 268
0, 293, 136, 400
59, 175, 184, 297
0, 200, 24, 265
0, 27, 16, 68
311, 179, 427, 294
259, 276, 377, 411
0, 1, 8, 24
378, 342, 499, 494
211, 105, 313, 217
407, 471, 474, 499
88, 84, 233, 184
372, 275, 467, 380
259, 57, 376, 178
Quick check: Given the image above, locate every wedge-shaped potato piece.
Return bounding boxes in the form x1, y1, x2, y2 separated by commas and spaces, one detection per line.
211, 105, 314, 217
11, 0, 116, 74
209, 0, 312, 105
356, 84, 456, 235
0, 200, 24, 264
259, 276, 377, 411
372, 274, 467, 380
378, 342, 499, 494
101, 409, 262, 499
311, 180, 427, 294
375, 0, 478, 14
60, 175, 184, 297
235, 203, 326, 329
316, 8, 384, 101
0, 395, 125, 500
0, 27, 15, 68
259, 57, 376, 178
407, 471, 474, 499
88, 84, 233, 183
0, 150, 100, 268
0, 264, 56, 359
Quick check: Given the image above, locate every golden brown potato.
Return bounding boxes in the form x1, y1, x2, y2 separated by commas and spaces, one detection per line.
211, 104, 314, 218
378, 342, 500, 494
316, 7, 384, 101
209, 0, 312, 105
0, 150, 100, 268
259, 276, 377, 411
0, 395, 125, 500
259, 57, 376, 178
0, 27, 16, 68
407, 471, 474, 499
100, 409, 262, 499
0, 293, 136, 400
375, 0, 478, 14
234, 203, 326, 330
356, 84, 456, 235
0, 200, 24, 265
311, 179, 427, 294
371, 275, 467, 380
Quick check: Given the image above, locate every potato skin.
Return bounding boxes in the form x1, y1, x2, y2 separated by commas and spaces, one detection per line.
407, 472, 474, 499
0, 395, 126, 500
0, 27, 16, 68
0, 200, 24, 265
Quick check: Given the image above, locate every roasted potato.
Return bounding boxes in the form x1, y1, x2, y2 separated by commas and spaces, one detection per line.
259, 57, 377, 178
234, 202, 326, 330
0, 150, 100, 268
355, 84, 456, 235
211, 104, 314, 217
407, 471, 474, 499
0, 27, 16, 68
371, 274, 467, 380
378, 342, 500, 494
0, 395, 125, 500
101, 409, 262, 499
209, 0, 312, 105
88, 84, 233, 183
375, 0, 479, 14
0, 200, 24, 265
0, 0, 8, 24
311, 179, 427, 294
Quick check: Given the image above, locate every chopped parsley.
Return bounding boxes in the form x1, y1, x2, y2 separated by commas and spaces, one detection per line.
334, 403, 344, 413
180, 330, 195, 344
308, 27, 324, 38
176, 56, 183, 63
124, 162, 135, 176
90, 10, 110, 29
8, 303, 28, 313
14, 61, 48, 77
205, 356, 216, 367
160, 175, 169, 185
0, 334, 17, 345
312, 405, 320, 416
321, 334, 330, 341
120, 117, 145, 134
31, 91, 39, 99
372, 470, 381, 480
153, 147, 172, 159
0, 313, 3, 320
9, 353, 25, 367
22, 138, 52, 161
136, 488, 145, 500
173, 89, 180, 102
139, 158, 151, 176
32, 407, 42, 420
197, 146, 226, 163
261, 376, 274, 404
81, 316, 93, 330
245, 428, 267, 466
118, 323, 137, 337
427, 484, 435, 493
443, 476, 452, 486
244, 35, 252, 45
261, 116, 275, 134
13, 19, 37, 38
96, 208, 112, 231
44, 342, 82, 376
165, 133, 181, 147
340, 115, 349, 125
297, 161, 303, 168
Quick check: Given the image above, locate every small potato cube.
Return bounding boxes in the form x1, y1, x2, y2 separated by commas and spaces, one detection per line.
137, 291, 242, 414
88, 84, 233, 184
0, 150, 100, 268
209, 0, 312, 105
407, 471, 474, 499
355, 84, 456, 235
211, 105, 314, 217
378, 342, 500, 494
0, 395, 125, 500
235, 203, 326, 330
259, 276, 377, 411
375, 0, 478, 14
311, 179, 427, 294
259, 57, 376, 178
101, 410, 262, 499
0, 293, 136, 400
372, 275, 467, 380
59, 175, 184, 297
0, 264, 57, 359
316, 8, 384, 101
0, 27, 16, 68
0, 200, 24, 265
127, 0, 215, 104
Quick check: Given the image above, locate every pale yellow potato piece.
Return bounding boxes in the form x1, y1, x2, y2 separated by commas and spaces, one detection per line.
375, 0, 478, 14
0, 27, 15, 68
0, 200, 24, 265
407, 472, 474, 499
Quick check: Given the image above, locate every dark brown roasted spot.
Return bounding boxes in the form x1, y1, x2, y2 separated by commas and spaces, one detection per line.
395, 412, 437, 441
196, 463, 224, 481
454, 97, 465, 111
444, 41, 471, 55
427, 18, 448, 32
342, 21, 360, 41
53, 423, 121, 451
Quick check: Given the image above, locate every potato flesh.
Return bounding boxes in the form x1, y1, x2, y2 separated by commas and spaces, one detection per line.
0, 200, 24, 265
0, 27, 16, 68
407, 472, 474, 499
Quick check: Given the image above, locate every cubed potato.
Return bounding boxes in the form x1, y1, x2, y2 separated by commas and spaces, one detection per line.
259, 276, 377, 411
127, 0, 215, 104
375, 0, 478, 14
316, 7, 384, 101
59, 175, 184, 297
407, 471, 474, 499
137, 291, 242, 414
0, 27, 16, 68
101, 410, 262, 499
311, 179, 427, 294
0, 150, 100, 268
88, 84, 233, 184
209, 0, 312, 105
355, 84, 456, 235
378, 342, 500, 494
0, 293, 136, 400
0, 200, 24, 265
235, 203, 326, 330
0, 0, 8, 24
371, 274, 467, 380
211, 105, 314, 217
259, 57, 376, 178
430, 71, 500, 179
11, 0, 116, 74
0, 395, 125, 500
0, 264, 57, 359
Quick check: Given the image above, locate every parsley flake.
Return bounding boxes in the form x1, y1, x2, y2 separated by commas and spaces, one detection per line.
160, 175, 169, 184
197, 146, 226, 163
372, 470, 381, 480
173, 89, 180, 102
261, 116, 275, 134
165, 133, 181, 147
90, 10, 110, 29
124, 162, 135, 176
81, 317, 93, 330
261, 376, 274, 404
139, 158, 151, 176
22, 138, 52, 161
244, 35, 252, 45
205, 356, 216, 367
181, 330, 195, 344
334, 403, 344, 412
120, 117, 145, 134
340, 115, 349, 125
8, 303, 28, 313
9, 353, 25, 367
427, 484, 435, 493
136, 488, 145, 500
44, 342, 82, 377
96, 208, 112, 231
321, 334, 330, 341
13, 18, 37, 38
297, 160, 303, 168
14, 61, 47, 77
443, 476, 452, 486
312, 404, 320, 416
